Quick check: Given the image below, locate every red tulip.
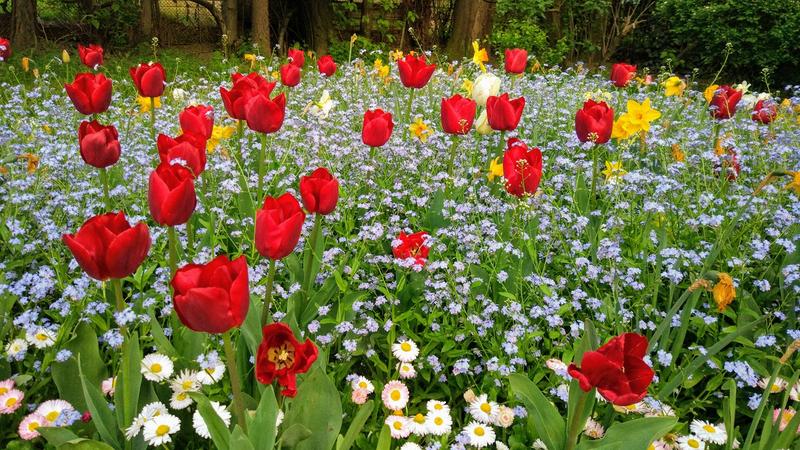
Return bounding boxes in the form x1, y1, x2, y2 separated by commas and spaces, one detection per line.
710, 85, 743, 120
179, 104, 214, 140
0, 38, 10, 62
317, 55, 337, 77
440, 94, 477, 135
299, 167, 339, 215
62, 212, 151, 281
397, 54, 436, 89
157, 133, 207, 177
220, 72, 276, 120
567, 333, 654, 405
280, 63, 301, 87
610, 63, 636, 88
64, 73, 112, 115
256, 322, 318, 397
288, 48, 305, 68
78, 120, 120, 168
486, 93, 525, 131
575, 99, 614, 144
255, 193, 306, 260
362, 109, 394, 147
244, 91, 286, 134
129, 62, 166, 98
172, 255, 249, 334
392, 231, 430, 266
504, 48, 528, 74
503, 138, 542, 197
148, 162, 197, 226
77, 44, 104, 69
752, 99, 778, 124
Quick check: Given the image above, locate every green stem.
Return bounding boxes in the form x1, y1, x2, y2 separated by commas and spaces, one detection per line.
111, 278, 127, 337
302, 214, 323, 302
236, 119, 245, 163
202, 177, 216, 253
149, 97, 156, 142
589, 144, 600, 209
257, 132, 268, 203
186, 220, 194, 258
167, 226, 178, 278
261, 259, 277, 325
565, 391, 589, 450
99, 167, 112, 210
222, 331, 248, 433
405, 88, 415, 137
447, 138, 459, 180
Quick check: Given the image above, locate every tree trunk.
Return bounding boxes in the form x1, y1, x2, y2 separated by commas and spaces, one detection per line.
252, 0, 270, 54
223, 0, 239, 44
445, 0, 495, 58
141, 0, 154, 40
307, 0, 332, 55
12, 0, 37, 49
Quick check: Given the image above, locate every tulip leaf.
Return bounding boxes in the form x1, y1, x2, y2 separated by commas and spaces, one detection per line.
37, 427, 81, 447
375, 424, 391, 450
279, 424, 312, 448
283, 365, 342, 450
114, 332, 142, 433
509, 373, 565, 449
59, 439, 116, 450
52, 322, 106, 413
77, 355, 121, 449
242, 297, 263, 358
146, 309, 178, 358
576, 416, 677, 450
338, 400, 375, 450
575, 171, 589, 214
567, 322, 597, 443
230, 426, 256, 450
248, 385, 278, 450
191, 393, 231, 450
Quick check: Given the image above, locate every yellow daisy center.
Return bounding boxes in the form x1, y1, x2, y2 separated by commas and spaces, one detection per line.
156, 424, 170, 436
358, 381, 367, 388
35, 333, 48, 341
414, 413, 425, 424
181, 380, 194, 390
45, 411, 59, 422
703, 424, 716, 433
475, 426, 485, 437
401, 342, 411, 352
392, 421, 403, 430
688, 438, 700, 448
480, 403, 492, 413
390, 390, 401, 401
150, 363, 162, 373
6, 397, 18, 407
434, 417, 443, 425
28, 421, 40, 431
0, 387, 7, 395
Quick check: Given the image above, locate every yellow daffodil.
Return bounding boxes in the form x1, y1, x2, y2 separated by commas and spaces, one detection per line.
714, 132, 731, 156
21, 57, 29, 72
350, 33, 358, 45
704, 84, 720, 104
390, 49, 404, 61
663, 76, 686, 97
373, 58, 390, 79
611, 116, 636, 140
624, 99, 661, 132
137, 95, 161, 113
461, 79, 473, 97
18, 153, 40, 174
671, 144, 685, 162
487, 157, 503, 181
207, 125, 236, 153
472, 40, 488, 72
601, 160, 627, 183
712, 272, 736, 312
409, 117, 432, 142
244, 53, 257, 70
786, 171, 800, 194
61, 49, 70, 63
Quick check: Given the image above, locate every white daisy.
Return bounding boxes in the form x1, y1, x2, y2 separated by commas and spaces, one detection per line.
690, 420, 727, 445
5, 338, 28, 357
170, 390, 194, 410
143, 413, 181, 446
398, 362, 416, 379
391, 339, 419, 362
496, 443, 510, 450
545, 358, 569, 377
35, 399, 74, 423
425, 410, 452, 435
276, 410, 284, 429
125, 402, 169, 439
758, 377, 787, 394
676, 435, 706, 450
381, 380, 409, 410
170, 370, 201, 394
192, 401, 231, 438
790, 382, 800, 401
408, 412, 428, 436
197, 362, 226, 385
400, 443, 422, 450
385, 414, 412, 439
426, 400, 450, 414
469, 394, 499, 423
140, 353, 173, 382
350, 376, 375, 394
25, 328, 56, 349
584, 418, 605, 439
0, 379, 14, 395
464, 421, 496, 448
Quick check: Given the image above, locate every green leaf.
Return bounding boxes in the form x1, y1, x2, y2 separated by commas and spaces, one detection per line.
338, 400, 375, 450
114, 332, 142, 434
77, 355, 120, 449
283, 365, 342, 450
279, 424, 312, 448
577, 417, 677, 449
375, 424, 391, 450
248, 385, 278, 450
508, 373, 565, 449
37, 427, 80, 447
567, 322, 597, 445
59, 439, 116, 450
191, 393, 231, 450
147, 310, 178, 358
52, 322, 106, 412
241, 297, 263, 358
230, 426, 256, 450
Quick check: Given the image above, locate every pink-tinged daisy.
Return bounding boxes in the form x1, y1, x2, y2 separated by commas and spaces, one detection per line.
19, 412, 49, 440
0, 379, 15, 395
381, 380, 409, 410
0, 389, 24, 414
35, 399, 74, 423
385, 414, 412, 439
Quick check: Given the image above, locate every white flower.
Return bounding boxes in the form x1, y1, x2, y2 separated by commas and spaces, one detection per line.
172, 88, 188, 102
350, 376, 374, 394
426, 410, 452, 435
381, 380, 409, 410
545, 358, 569, 377
790, 382, 800, 401
532, 439, 548, 449
677, 435, 706, 450
475, 109, 492, 135
426, 400, 449, 414
496, 443, 510, 450
141, 353, 173, 382
126, 402, 169, 440
391, 339, 419, 362
733, 81, 750, 94
171, 369, 201, 394
143, 413, 180, 446
494, 405, 514, 428
25, 328, 56, 349
464, 421, 496, 448
400, 443, 423, 450
408, 412, 428, 436
759, 377, 787, 394
472, 73, 501, 106
101, 377, 116, 396
469, 394, 499, 423
690, 420, 727, 445
170, 390, 194, 410
5, 338, 28, 357
197, 361, 226, 385
192, 401, 231, 439
309, 90, 334, 119
583, 418, 604, 438
276, 410, 284, 429
398, 362, 416, 379
385, 414, 412, 439
35, 399, 74, 423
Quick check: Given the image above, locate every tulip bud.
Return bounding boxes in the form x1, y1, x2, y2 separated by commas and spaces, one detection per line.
472, 73, 501, 107
61, 49, 71, 63
475, 110, 492, 135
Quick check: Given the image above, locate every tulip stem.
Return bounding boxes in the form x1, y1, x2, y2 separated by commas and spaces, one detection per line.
149, 97, 156, 142
565, 391, 589, 450
186, 220, 194, 258
447, 138, 459, 180
257, 132, 268, 203
261, 259, 277, 325
236, 119, 245, 163
589, 144, 600, 208
405, 88, 415, 137
99, 167, 112, 210
167, 226, 178, 278
111, 278, 127, 337
302, 214, 323, 304
222, 331, 247, 433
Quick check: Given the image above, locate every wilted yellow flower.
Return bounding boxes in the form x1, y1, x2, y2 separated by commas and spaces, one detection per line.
390, 49, 404, 61
61, 49, 70, 63
714, 132, 732, 156
350, 33, 358, 45
137, 95, 161, 113
786, 172, 800, 194
207, 125, 236, 153
601, 161, 627, 183
409, 117, 432, 142
32, 68, 39, 79
712, 273, 736, 312
0, 166, 7, 175
704, 84, 720, 104
487, 157, 503, 181
671, 144, 685, 162
244, 53, 257, 70
21, 57, 30, 72
624, 99, 661, 132
663, 76, 686, 97
41, 125, 53, 134
472, 40, 488, 72
461, 79, 474, 97
18, 153, 40, 174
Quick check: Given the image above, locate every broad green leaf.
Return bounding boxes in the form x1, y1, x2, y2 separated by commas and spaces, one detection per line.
230, 426, 256, 450
577, 417, 677, 450
52, 322, 106, 412
283, 365, 342, 450
147, 310, 178, 358
375, 424, 391, 450
60, 439, 116, 450
37, 427, 80, 447
241, 297, 263, 358
248, 385, 278, 450
338, 400, 375, 450
191, 393, 231, 450
508, 373, 565, 449
280, 424, 312, 448
114, 332, 142, 434
77, 355, 120, 449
